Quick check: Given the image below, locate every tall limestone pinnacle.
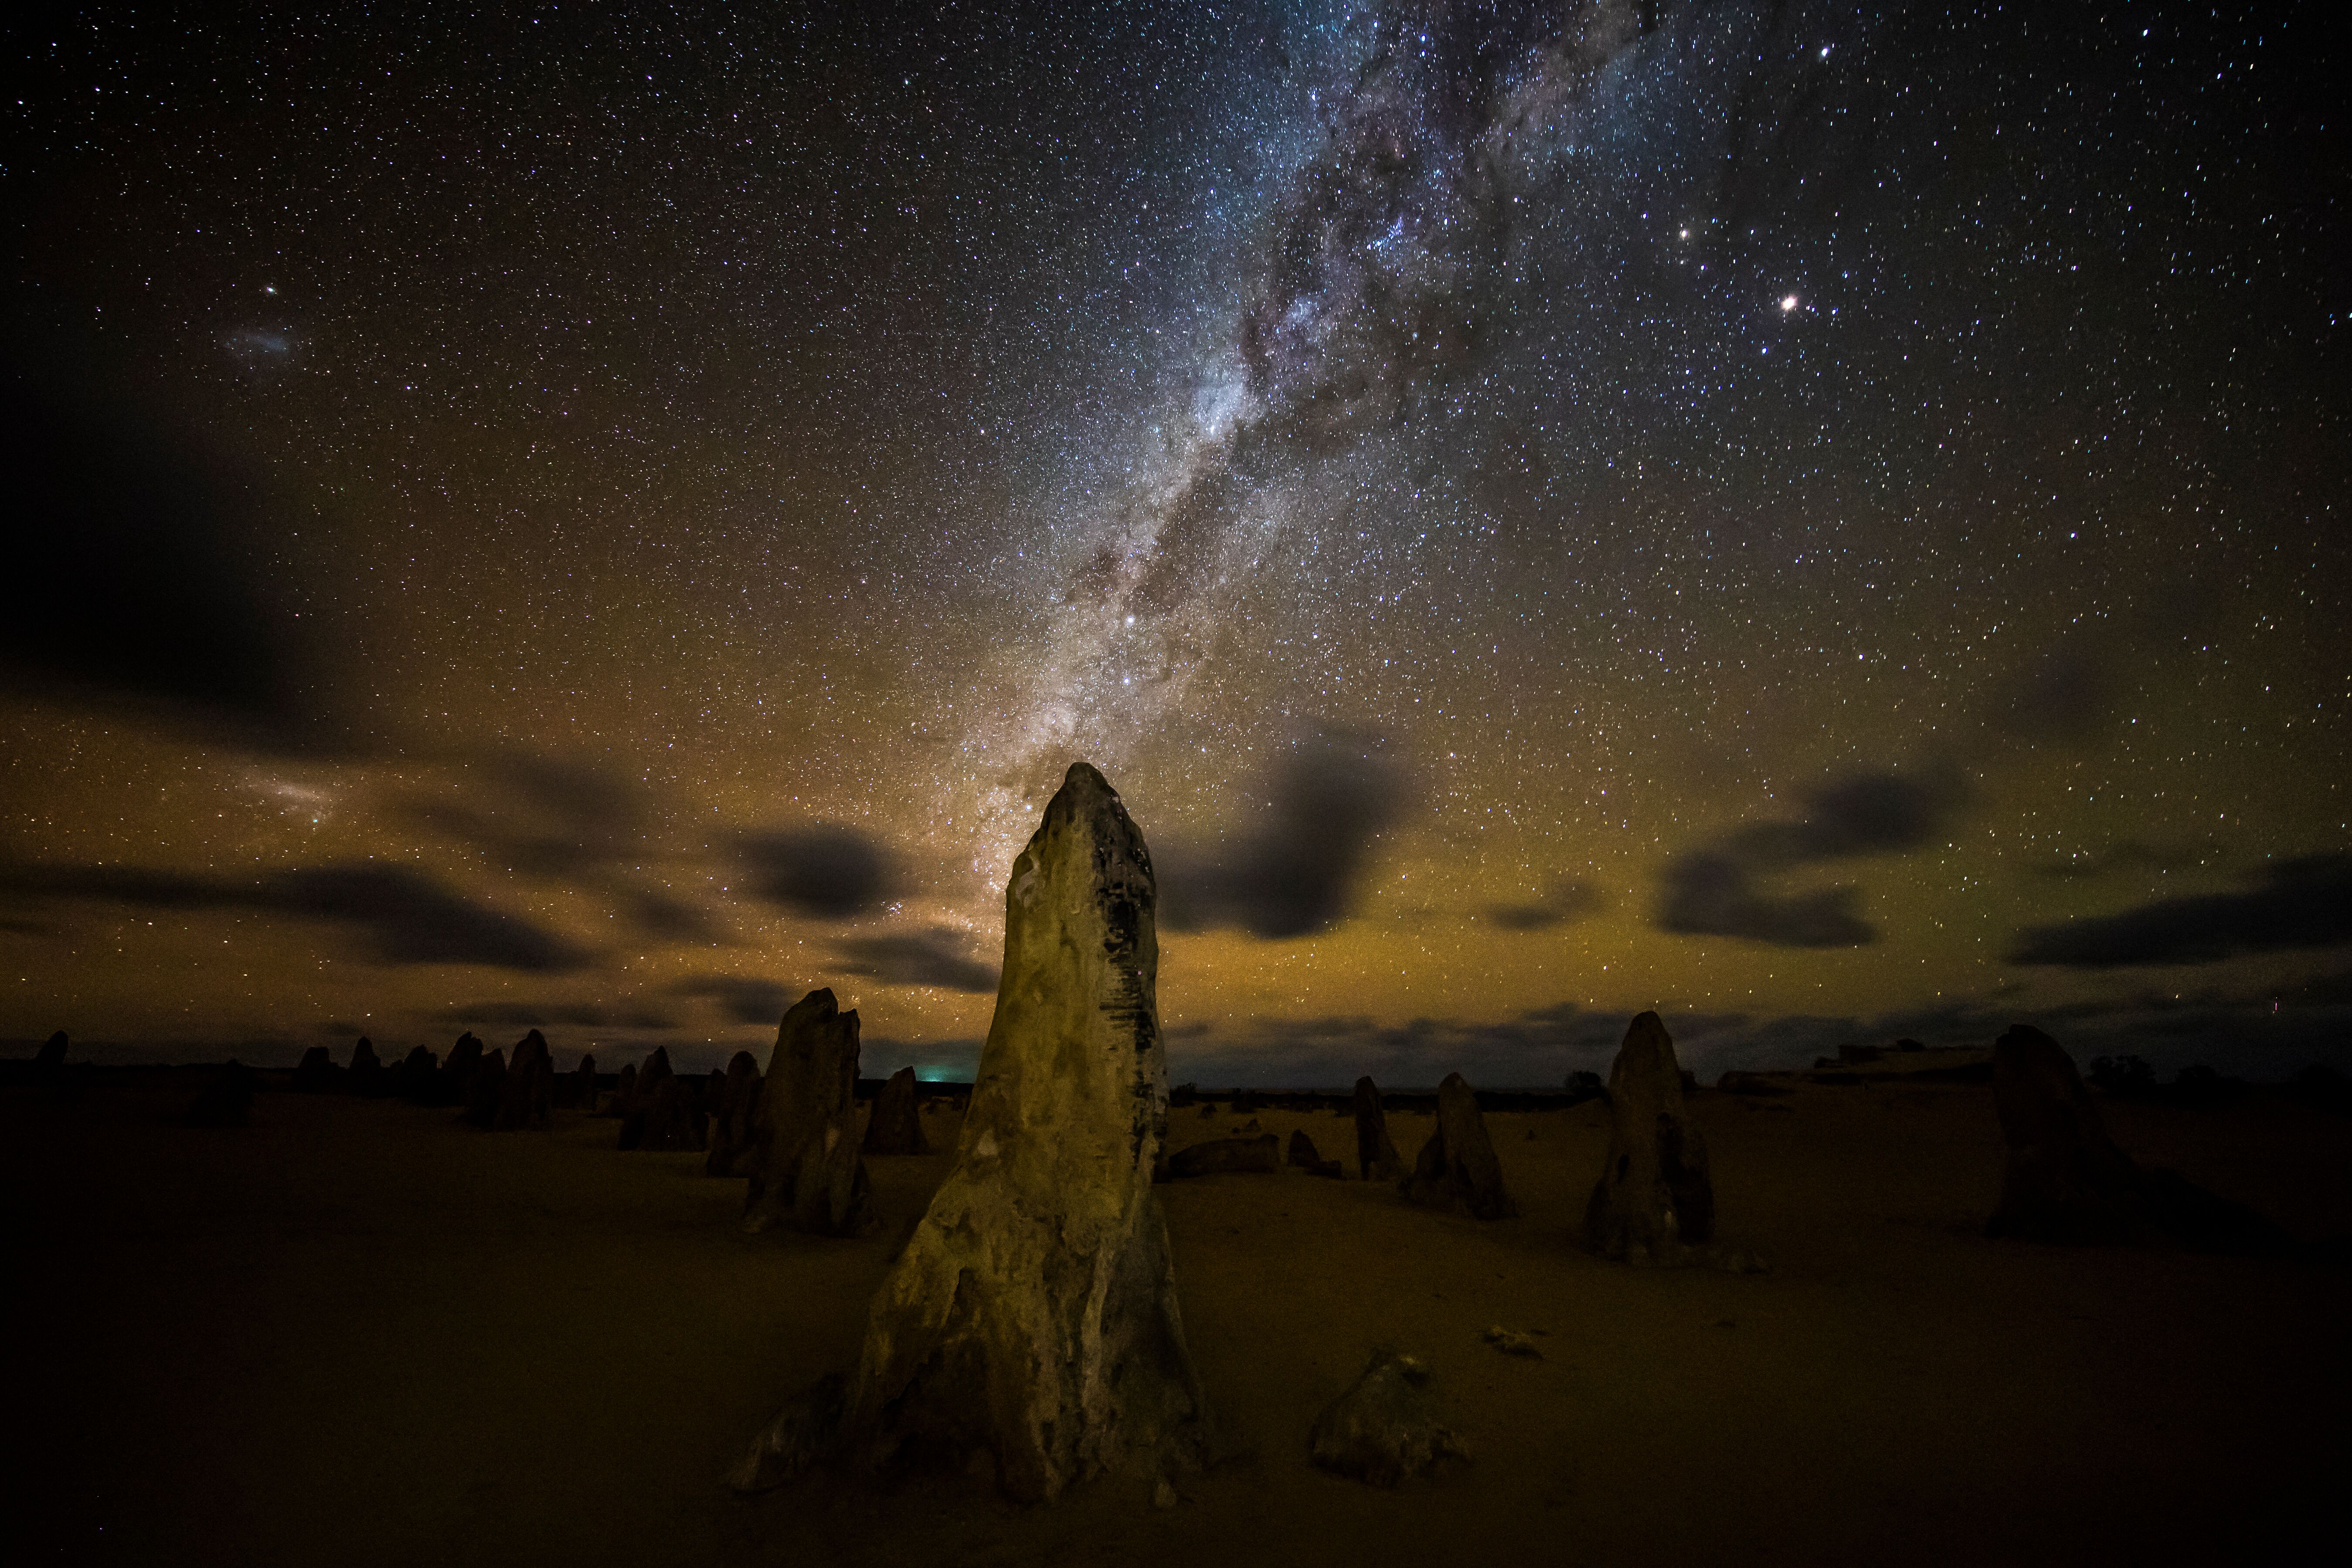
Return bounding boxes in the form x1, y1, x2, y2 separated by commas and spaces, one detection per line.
833, 761, 1211, 1501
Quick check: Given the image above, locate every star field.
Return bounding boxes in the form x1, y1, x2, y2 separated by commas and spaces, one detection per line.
3, 1, 2344, 1084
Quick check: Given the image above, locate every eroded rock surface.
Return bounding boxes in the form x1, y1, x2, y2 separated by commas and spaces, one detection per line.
492, 1030, 554, 1130
704, 1050, 763, 1175
1309, 1350, 1464, 1487
741, 989, 872, 1235
832, 762, 1210, 1502
863, 1065, 929, 1156
1400, 1074, 1517, 1220
1352, 1076, 1404, 1181
1583, 1012, 1715, 1261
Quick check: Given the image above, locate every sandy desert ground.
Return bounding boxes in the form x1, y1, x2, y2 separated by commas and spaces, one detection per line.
7, 1064, 2348, 1567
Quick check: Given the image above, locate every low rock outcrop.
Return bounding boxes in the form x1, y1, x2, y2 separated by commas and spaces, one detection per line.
1309, 1350, 1464, 1486
1166, 1133, 1280, 1178
1286, 1129, 1343, 1179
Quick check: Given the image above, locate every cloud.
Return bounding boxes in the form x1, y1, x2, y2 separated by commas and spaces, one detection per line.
1657, 853, 1876, 948
1160, 735, 1409, 939
408, 753, 649, 879
1655, 767, 1965, 948
670, 974, 799, 1025
0, 330, 341, 752
736, 824, 895, 918
442, 1000, 674, 1030
2008, 854, 2352, 968
831, 928, 998, 993
1484, 880, 1602, 931
0, 858, 587, 971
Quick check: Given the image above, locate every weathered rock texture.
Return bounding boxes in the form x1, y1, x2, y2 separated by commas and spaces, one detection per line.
863, 1066, 930, 1156
1400, 1074, 1517, 1220
741, 990, 872, 1235
704, 1050, 764, 1176
1166, 1134, 1280, 1178
1583, 1012, 1714, 1260
492, 1030, 555, 1130
1351, 1077, 1404, 1181
1309, 1349, 1464, 1487
831, 762, 1210, 1501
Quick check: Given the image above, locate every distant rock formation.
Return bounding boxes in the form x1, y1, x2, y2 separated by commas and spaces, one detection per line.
292, 1044, 341, 1094
1286, 1129, 1343, 1178
460, 1047, 509, 1128
491, 1030, 555, 1130
824, 763, 1210, 1502
185, 1059, 256, 1127
435, 1034, 484, 1108
1985, 1024, 2148, 1243
1583, 1012, 1714, 1261
394, 1045, 438, 1102
1352, 1076, 1404, 1181
1167, 1133, 1280, 1178
1400, 1074, 1517, 1220
704, 1051, 763, 1175
1309, 1349, 1464, 1486
35, 1030, 68, 1081
561, 1051, 598, 1110
863, 1065, 930, 1156
608, 1062, 636, 1117
1985, 1024, 2284, 1252
618, 1047, 703, 1151
348, 1037, 382, 1095
741, 990, 872, 1235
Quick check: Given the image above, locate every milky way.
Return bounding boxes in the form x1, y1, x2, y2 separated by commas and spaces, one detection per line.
3, 1, 2343, 1083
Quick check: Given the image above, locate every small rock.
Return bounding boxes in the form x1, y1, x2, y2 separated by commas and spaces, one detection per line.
1309, 1349, 1465, 1487
1152, 1477, 1178, 1510
1480, 1326, 1543, 1359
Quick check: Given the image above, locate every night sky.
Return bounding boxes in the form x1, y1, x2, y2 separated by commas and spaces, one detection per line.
4, 1, 2344, 1084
